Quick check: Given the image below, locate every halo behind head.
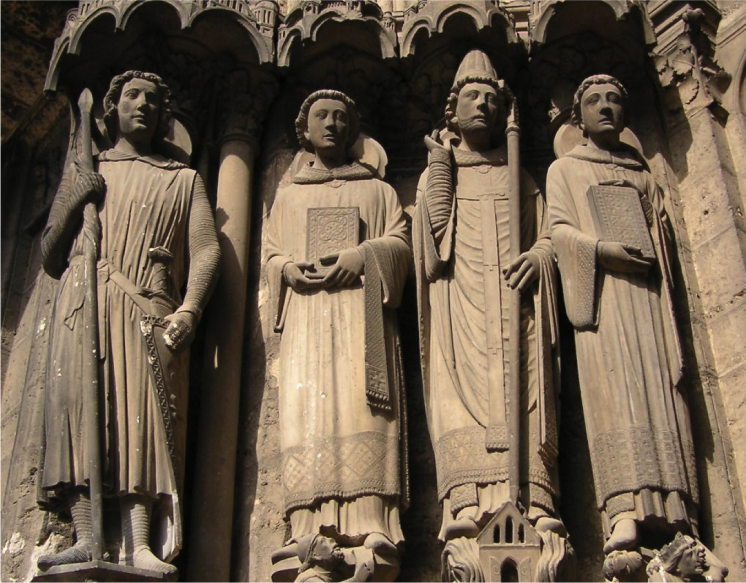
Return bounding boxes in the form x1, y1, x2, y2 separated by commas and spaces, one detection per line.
295, 90, 361, 151
103, 70, 173, 145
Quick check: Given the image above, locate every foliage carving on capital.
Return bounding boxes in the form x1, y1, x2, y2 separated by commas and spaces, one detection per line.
219, 72, 279, 145
651, 6, 731, 114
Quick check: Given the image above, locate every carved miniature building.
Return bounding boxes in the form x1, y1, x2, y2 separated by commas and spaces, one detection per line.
2, 1, 746, 581
476, 503, 541, 582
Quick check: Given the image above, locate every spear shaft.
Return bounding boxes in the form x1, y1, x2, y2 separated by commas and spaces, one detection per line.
506, 103, 522, 506
77, 88, 104, 561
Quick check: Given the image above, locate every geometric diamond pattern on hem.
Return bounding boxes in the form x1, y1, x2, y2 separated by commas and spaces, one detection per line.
435, 427, 555, 501
282, 431, 400, 513
590, 426, 697, 509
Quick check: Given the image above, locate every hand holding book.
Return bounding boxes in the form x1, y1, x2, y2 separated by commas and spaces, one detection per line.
597, 241, 654, 274
283, 261, 328, 292
320, 248, 365, 289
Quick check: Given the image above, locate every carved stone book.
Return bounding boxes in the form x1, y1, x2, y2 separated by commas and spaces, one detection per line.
306, 206, 360, 278
586, 184, 656, 262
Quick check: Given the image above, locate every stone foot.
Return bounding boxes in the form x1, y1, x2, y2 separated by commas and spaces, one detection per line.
604, 518, 638, 554
535, 516, 567, 537
272, 542, 299, 563
363, 533, 397, 557
444, 517, 480, 540
37, 542, 91, 571
131, 548, 178, 576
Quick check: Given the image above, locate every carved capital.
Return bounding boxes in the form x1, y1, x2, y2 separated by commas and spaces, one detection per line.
649, 2, 731, 114
218, 73, 279, 147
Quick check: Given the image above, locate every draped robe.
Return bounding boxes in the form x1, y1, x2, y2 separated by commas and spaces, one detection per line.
266, 162, 410, 547
413, 146, 561, 539
546, 144, 698, 538
42, 150, 218, 561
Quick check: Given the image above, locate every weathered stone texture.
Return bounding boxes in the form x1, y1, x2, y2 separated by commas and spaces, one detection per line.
2, 1, 746, 581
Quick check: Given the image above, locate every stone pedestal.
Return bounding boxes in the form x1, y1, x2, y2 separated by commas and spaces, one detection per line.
31, 562, 174, 583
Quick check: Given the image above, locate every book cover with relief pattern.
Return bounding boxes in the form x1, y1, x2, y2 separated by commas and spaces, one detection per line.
306, 207, 360, 278
586, 185, 656, 262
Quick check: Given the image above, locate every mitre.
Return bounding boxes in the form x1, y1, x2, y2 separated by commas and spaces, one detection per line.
452, 49, 500, 90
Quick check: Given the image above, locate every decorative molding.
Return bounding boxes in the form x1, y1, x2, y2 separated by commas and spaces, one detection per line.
530, 0, 656, 47
44, 0, 277, 93
399, 0, 519, 58
277, 0, 397, 67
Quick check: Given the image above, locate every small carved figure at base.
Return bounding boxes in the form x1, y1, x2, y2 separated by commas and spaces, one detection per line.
646, 533, 728, 583
603, 550, 645, 582
292, 534, 394, 583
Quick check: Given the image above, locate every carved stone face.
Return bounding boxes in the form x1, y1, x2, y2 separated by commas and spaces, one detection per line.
677, 542, 706, 580
311, 536, 344, 569
579, 82, 625, 141
455, 82, 500, 141
117, 78, 160, 144
304, 98, 349, 158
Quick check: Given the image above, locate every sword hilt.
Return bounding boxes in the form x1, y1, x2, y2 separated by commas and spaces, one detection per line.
148, 246, 174, 297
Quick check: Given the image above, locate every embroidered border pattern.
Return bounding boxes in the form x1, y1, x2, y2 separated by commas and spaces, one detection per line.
282, 431, 400, 513
589, 426, 696, 507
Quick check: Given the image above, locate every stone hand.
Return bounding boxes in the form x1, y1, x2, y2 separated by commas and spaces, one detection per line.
502, 251, 541, 292
321, 248, 365, 288
597, 241, 654, 274
345, 560, 373, 582
72, 171, 106, 207
283, 261, 326, 292
423, 129, 450, 155
163, 310, 197, 352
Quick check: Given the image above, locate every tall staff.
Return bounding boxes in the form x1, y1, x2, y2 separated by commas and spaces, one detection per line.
506, 97, 522, 507
77, 88, 104, 561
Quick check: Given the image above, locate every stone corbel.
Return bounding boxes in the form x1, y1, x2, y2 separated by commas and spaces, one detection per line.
653, 6, 731, 117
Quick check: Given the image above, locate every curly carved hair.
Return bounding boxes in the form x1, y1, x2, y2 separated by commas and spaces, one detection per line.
445, 76, 514, 144
571, 74, 628, 128
103, 70, 173, 144
295, 90, 361, 151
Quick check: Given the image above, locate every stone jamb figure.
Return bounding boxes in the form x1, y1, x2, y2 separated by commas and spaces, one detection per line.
265, 89, 410, 582
546, 74, 725, 575
412, 49, 568, 581
37, 71, 220, 575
